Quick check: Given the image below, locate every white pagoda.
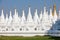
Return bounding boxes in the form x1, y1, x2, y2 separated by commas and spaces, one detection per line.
0, 5, 60, 36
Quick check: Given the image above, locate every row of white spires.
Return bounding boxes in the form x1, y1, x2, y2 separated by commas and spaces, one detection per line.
0, 7, 60, 25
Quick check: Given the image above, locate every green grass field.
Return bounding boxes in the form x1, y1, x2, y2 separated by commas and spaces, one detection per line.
0, 36, 60, 40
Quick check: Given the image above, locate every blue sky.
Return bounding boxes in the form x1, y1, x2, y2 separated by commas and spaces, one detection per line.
0, 0, 60, 17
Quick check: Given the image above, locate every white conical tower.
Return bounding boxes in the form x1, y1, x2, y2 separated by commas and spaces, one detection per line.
21, 10, 26, 24
44, 6, 46, 15
50, 7, 53, 18
27, 7, 33, 22
16, 11, 20, 22
6, 13, 8, 23
53, 9, 57, 22
13, 9, 17, 18
13, 9, 18, 19
43, 6, 48, 20
13, 9, 19, 23
33, 9, 39, 24
49, 7, 53, 23
53, 4, 57, 24
42, 6, 49, 30
1, 9, 5, 23
8, 11, 12, 24
16, 10, 19, 21
39, 11, 42, 21
42, 6, 48, 21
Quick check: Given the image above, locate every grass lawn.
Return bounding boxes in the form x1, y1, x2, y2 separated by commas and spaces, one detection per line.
0, 36, 60, 40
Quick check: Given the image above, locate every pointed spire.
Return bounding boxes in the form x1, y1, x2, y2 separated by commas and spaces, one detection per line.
50, 7, 52, 16
13, 9, 18, 19
0, 9, 5, 23
9, 10, 12, 21
49, 7, 53, 22
16, 11, 19, 18
52, 4, 57, 24
21, 10, 26, 24
27, 7, 33, 22
1, 9, 4, 19
42, 7, 49, 22
44, 6, 46, 15
14, 9, 19, 17
44, 0, 46, 15
33, 9, 39, 23
13, 9, 17, 18
53, 4, 56, 15
52, 4, 56, 16
40, 10, 42, 20
53, 5, 57, 20
22, 10, 25, 17
54, 9, 57, 16
22, 10, 26, 21
54, 9, 57, 21
34, 9, 38, 18
29, 7, 31, 16
6, 13, 8, 22
16, 11, 21, 22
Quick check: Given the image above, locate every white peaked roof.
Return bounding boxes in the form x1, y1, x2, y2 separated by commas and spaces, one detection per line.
1, 9, 5, 23
21, 10, 26, 24
54, 9, 57, 20
50, 8, 53, 18
6, 13, 8, 23
40, 11, 42, 20
1, 9, 4, 19
27, 7, 33, 22
44, 6, 46, 15
13, 9, 17, 18
42, 6, 49, 22
33, 9, 39, 23
53, 9, 57, 24
43, 6, 48, 19
49, 8, 53, 23
15, 10, 19, 20
43, 6, 46, 17
8, 11, 12, 23
13, 9, 19, 23
16, 11, 20, 21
